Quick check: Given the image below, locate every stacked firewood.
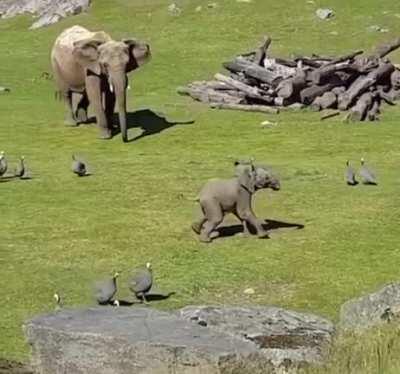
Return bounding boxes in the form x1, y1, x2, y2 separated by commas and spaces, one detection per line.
177, 36, 400, 121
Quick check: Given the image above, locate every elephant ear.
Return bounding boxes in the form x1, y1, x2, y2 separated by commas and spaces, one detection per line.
122, 38, 140, 72
73, 33, 109, 75
238, 169, 256, 194
123, 38, 150, 71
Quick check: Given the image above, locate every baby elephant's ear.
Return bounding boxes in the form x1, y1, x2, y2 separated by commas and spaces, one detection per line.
239, 170, 256, 194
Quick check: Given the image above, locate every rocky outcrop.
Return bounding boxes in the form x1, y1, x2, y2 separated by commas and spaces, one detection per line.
179, 306, 335, 369
24, 306, 335, 373
24, 307, 275, 374
340, 283, 400, 330
0, 0, 90, 29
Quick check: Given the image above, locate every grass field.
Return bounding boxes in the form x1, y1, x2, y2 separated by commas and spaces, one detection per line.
1, 0, 400, 370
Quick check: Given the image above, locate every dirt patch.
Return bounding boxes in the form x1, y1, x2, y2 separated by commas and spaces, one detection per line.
0, 360, 33, 374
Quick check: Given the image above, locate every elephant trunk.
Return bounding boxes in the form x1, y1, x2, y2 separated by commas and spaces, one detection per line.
111, 72, 128, 142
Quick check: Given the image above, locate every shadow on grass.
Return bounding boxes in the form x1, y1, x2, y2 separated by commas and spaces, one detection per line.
0, 176, 17, 183
216, 219, 305, 239
75, 109, 194, 142
119, 109, 195, 142
115, 291, 176, 307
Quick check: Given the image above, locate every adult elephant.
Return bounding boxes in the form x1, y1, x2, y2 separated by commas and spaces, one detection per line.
51, 25, 151, 142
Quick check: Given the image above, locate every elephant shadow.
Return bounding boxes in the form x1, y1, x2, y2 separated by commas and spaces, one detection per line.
112, 109, 195, 142
216, 219, 305, 239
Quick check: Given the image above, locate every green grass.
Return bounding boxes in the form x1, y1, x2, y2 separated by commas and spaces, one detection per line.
1, 0, 400, 370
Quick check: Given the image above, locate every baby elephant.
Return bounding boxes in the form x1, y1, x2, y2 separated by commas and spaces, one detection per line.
192, 164, 280, 243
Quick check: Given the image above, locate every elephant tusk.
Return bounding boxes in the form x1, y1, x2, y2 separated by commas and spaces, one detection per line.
127, 85, 131, 90
109, 82, 114, 93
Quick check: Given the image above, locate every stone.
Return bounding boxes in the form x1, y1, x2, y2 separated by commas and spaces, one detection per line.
178, 305, 335, 370
315, 8, 334, 20
167, 3, 181, 16
340, 283, 400, 330
0, 0, 90, 29
24, 307, 275, 374
367, 25, 389, 33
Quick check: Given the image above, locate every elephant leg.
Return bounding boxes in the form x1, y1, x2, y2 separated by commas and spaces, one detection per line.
62, 90, 76, 126
238, 210, 269, 239
192, 206, 207, 234
199, 200, 223, 243
75, 91, 89, 124
192, 218, 206, 235
105, 89, 116, 130
85, 75, 111, 139
234, 212, 251, 236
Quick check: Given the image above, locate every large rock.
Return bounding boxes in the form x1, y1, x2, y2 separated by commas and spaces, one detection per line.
340, 283, 400, 330
24, 307, 275, 374
24, 306, 335, 373
178, 306, 335, 370
0, 0, 90, 29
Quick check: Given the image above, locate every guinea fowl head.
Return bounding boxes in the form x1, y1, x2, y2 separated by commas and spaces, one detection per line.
146, 262, 152, 271
361, 158, 365, 165
113, 272, 120, 279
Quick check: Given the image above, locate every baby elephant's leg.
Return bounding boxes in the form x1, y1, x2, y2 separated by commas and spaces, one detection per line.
192, 206, 207, 234
192, 217, 206, 235
234, 212, 251, 236
239, 211, 269, 239
199, 200, 223, 243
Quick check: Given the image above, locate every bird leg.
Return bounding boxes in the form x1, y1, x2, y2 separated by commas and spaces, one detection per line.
141, 293, 149, 305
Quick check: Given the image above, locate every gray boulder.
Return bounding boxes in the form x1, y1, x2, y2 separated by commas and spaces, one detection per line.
340, 283, 400, 330
0, 0, 90, 29
178, 306, 335, 369
24, 307, 275, 374
315, 8, 334, 20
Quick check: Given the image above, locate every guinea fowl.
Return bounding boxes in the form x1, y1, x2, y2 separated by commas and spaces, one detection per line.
345, 160, 358, 186
359, 158, 377, 185
0, 151, 8, 177
71, 154, 87, 177
53, 293, 63, 311
14, 156, 30, 179
129, 263, 153, 304
94, 272, 119, 306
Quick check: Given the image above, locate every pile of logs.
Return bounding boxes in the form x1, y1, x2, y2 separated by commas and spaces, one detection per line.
177, 36, 400, 121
